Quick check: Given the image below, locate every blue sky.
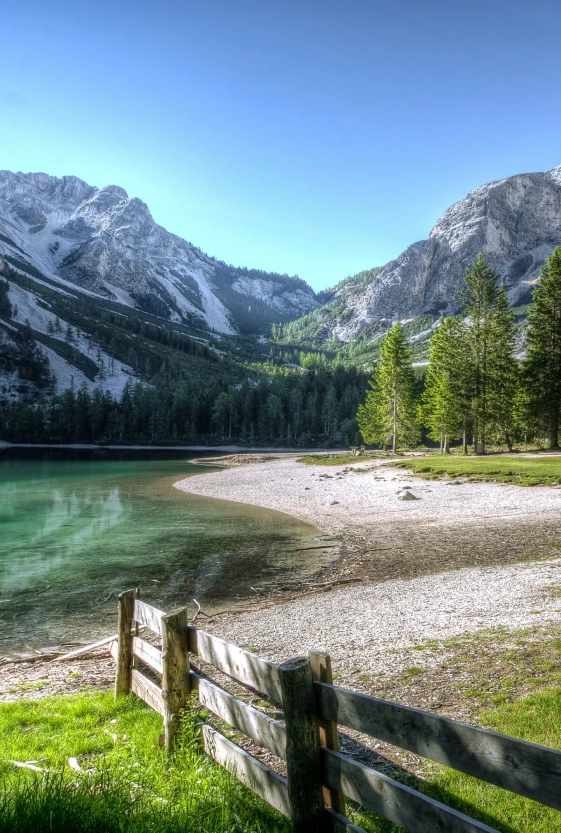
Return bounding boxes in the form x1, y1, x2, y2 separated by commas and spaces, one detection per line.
2, 0, 561, 291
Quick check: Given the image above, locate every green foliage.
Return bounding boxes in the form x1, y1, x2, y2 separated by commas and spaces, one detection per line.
422, 318, 465, 448
423, 255, 519, 453
356, 323, 418, 451
523, 247, 561, 448
0, 691, 289, 832
397, 454, 561, 485
1, 364, 369, 447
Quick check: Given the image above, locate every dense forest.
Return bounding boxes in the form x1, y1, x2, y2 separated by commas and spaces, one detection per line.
0, 364, 369, 447
4, 249, 561, 451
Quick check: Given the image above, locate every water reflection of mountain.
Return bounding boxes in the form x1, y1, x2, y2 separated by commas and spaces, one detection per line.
1, 486, 125, 594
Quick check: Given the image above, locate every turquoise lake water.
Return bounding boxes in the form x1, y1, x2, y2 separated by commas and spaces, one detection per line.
0, 450, 321, 652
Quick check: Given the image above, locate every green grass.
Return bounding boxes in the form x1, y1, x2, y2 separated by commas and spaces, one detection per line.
0, 691, 289, 832
297, 452, 392, 466
395, 454, 561, 486
3, 684, 561, 831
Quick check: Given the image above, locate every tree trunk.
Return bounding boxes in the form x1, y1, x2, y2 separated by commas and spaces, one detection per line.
550, 413, 559, 449
443, 434, 450, 453
504, 430, 513, 452
462, 421, 468, 455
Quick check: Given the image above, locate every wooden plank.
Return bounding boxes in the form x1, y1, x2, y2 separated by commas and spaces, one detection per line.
55, 634, 118, 662
115, 590, 135, 696
279, 656, 325, 833
199, 721, 291, 817
191, 670, 286, 759
323, 748, 500, 833
315, 682, 561, 811
325, 809, 367, 833
161, 609, 190, 753
309, 649, 345, 821
131, 669, 165, 716
188, 626, 282, 702
134, 599, 164, 636
133, 636, 163, 675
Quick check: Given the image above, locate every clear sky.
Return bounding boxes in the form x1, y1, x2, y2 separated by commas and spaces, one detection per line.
2, 0, 561, 291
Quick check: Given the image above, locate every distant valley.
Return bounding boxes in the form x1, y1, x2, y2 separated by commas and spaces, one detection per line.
1, 164, 561, 446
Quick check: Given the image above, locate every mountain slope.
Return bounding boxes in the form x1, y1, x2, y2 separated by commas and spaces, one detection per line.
0, 171, 319, 336
276, 165, 561, 349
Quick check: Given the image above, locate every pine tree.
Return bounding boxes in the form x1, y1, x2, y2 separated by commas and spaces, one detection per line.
422, 318, 463, 452
460, 254, 501, 454
357, 323, 418, 452
523, 247, 561, 448
487, 284, 519, 450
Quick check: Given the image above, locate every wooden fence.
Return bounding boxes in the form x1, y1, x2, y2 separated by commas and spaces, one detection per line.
111, 589, 561, 833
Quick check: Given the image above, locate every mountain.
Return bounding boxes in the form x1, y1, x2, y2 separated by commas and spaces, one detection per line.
0, 171, 319, 336
276, 165, 561, 351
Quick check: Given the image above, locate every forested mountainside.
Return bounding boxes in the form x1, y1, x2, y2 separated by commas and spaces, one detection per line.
3, 164, 561, 447
0, 170, 319, 336
272, 165, 561, 364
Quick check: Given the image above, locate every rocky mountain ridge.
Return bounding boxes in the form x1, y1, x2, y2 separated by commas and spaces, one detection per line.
0, 171, 319, 335
282, 165, 561, 347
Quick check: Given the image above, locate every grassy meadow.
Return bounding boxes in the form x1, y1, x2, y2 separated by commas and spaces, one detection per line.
396, 453, 561, 485
2, 682, 561, 832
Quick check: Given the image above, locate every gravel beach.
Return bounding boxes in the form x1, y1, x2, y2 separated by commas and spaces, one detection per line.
173, 456, 561, 671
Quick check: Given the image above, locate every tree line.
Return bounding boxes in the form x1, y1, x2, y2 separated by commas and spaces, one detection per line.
358, 249, 561, 452
1, 364, 368, 447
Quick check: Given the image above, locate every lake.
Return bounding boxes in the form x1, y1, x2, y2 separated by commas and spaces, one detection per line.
0, 449, 325, 653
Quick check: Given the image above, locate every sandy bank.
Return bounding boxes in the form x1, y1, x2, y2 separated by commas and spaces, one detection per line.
174, 457, 561, 580
172, 456, 561, 678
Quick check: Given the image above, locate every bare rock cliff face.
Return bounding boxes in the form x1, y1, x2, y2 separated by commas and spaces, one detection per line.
332, 165, 561, 341
0, 171, 319, 334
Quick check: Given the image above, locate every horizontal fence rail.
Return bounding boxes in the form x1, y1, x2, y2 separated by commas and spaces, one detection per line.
112, 590, 561, 833
315, 681, 561, 811
191, 670, 287, 760
323, 748, 499, 833
187, 625, 282, 702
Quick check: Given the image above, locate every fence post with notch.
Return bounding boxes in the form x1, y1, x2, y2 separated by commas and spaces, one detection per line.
161, 608, 190, 753
115, 589, 136, 697
279, 655, 327, 833
309, 649, 345, 823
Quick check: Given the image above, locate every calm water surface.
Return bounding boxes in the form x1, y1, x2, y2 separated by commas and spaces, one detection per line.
0, 450, 324, 652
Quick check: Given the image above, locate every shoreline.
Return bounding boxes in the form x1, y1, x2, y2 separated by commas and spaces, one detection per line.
4, 454, 561, 712
170, 455, 561, 666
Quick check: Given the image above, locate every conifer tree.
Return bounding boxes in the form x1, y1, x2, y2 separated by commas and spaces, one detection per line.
487, 284, 518, 450
460, 254, 501, 454
523, 247, 561, 448
357, 323, 418, 452
422, 318, 463, 452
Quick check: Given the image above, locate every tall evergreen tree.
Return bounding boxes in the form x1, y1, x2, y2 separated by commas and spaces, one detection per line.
357, 323, 418, 452
422, 318, 463, 452
459, 254, 501, 454
523, 247, 561, 448
487, 284, 519, 450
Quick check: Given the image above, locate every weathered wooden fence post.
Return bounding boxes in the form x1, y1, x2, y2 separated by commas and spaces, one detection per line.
161, 608, 190, 753
279, 656, 326, 833
309, 649, 345, 822
115, 589, 135, 697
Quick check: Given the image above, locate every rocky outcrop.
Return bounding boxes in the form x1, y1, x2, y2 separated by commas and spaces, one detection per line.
329, 165, 561, 341
0, 171, 319, 334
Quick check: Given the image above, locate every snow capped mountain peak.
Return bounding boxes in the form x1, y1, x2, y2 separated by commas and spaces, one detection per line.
0, 170, 319, 335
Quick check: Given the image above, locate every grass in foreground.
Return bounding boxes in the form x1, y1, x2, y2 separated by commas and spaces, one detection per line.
0, 691, 289, 832
3, 681, 561, 832
395, 454, 561, 485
